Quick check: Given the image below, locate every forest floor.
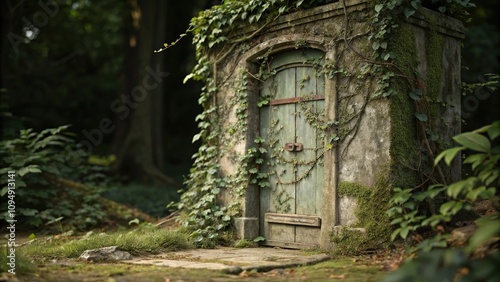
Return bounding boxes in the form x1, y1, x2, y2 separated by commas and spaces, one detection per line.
3, 201, 494, 282
1, 232, 402, 282
2, 251, 396, 282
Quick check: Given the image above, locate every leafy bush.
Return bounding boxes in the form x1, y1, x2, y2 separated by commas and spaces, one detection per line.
0, 125, 111, 231
384, 120, 500, 281
383, 248, 500, 282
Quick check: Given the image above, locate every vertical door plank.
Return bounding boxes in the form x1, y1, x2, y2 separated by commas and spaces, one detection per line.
268, 67, 296, 243
315, 71, 326, 217
295, 66, 318, 216
259, 80, 271, 240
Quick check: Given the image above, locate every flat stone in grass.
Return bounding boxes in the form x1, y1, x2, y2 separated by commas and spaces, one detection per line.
79, 246, 132, 262
123, 247, 330, 274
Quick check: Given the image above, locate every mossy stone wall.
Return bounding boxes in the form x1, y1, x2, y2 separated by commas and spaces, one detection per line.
208, 0, 463, 249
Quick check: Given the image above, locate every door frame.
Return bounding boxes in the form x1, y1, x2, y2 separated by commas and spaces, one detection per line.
235, 34, 339, 249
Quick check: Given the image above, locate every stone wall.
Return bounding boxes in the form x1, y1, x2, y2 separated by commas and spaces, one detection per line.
207, 0, 463, 248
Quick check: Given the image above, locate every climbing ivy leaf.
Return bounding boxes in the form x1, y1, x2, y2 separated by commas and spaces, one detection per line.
410, 0, 419, 9
409, 89, 422, 101
415, 113, 428, 122
253, 236, 265, 242
403, 7, 415, 18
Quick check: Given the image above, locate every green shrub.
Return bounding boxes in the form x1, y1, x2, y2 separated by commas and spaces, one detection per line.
384, 120, 500, 281
0, 125, 112, 231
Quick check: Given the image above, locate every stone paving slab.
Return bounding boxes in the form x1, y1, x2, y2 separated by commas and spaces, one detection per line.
123, 247, 330, 274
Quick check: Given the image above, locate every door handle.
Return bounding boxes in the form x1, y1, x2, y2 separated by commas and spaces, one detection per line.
284, 142, 303, 152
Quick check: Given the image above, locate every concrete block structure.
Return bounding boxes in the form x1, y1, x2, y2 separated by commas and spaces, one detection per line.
207, 0, 463, 249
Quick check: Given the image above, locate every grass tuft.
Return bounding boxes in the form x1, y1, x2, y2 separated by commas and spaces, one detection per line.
0, 247, 36, 275
22, 226, 193, 260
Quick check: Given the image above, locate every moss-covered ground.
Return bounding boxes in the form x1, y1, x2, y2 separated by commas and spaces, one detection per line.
2, 256, 390, 282
1, 229, 398, 282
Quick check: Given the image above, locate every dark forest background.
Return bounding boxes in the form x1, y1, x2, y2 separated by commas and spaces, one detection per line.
0, 0, 499, 219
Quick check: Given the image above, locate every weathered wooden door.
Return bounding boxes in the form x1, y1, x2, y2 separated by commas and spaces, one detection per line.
259, 49, 325, 248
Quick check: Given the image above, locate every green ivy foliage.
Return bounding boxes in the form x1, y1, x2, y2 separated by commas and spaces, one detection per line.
370, 0, 474, 97
0, 125, 111, 231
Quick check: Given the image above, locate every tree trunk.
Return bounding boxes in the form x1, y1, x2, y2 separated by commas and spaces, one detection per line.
112, 0, 215, 185
151, 0, 167, 171
113, 0, 173, 185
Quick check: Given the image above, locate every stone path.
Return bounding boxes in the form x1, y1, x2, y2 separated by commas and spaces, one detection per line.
123, 247, 330, 274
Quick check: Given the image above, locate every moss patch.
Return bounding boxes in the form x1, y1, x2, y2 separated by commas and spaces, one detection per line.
333, 178, 392, 255
423, 14, 445, 139
233, 239, 258, 248
387, 14, 447, 188
388, 22, 420, 188
25, 255, 388, 282
294, 258, 387, 282
338, 181, 372, 199
34, 263, 232, 282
